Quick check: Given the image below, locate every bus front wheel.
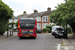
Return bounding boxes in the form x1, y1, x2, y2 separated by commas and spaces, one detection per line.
20, 37, 22, 39
33, 37, 36, 39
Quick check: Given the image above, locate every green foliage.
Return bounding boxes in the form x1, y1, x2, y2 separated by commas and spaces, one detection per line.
49, 0, 75, 26
49, 0, 75, 33
46, 25, 56, 28
15, 21, 18, 27
43, 28, 50, 32
67, 27, 72, 34
9, 22, 15, 25
46, 25, 56, 33
0, 1, 13, 19
0, 1, 13, 35
8, 22, 15, 29
0, 20, 8, 35
9, 27, 12, 29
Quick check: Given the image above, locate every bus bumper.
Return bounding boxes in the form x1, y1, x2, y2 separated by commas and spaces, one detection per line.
18, 34, 37, 37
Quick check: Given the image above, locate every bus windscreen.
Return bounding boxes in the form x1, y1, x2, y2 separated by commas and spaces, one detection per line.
20, 19, 35, 29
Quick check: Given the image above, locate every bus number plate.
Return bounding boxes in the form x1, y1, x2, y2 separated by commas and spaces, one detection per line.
25, 35, 29, 37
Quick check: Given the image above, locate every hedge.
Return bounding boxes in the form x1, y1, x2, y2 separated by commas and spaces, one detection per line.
43, 28, 50, 32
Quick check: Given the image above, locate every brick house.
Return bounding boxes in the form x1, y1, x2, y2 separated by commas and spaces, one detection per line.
28, 8, 52, 30
9, 7, 55, 30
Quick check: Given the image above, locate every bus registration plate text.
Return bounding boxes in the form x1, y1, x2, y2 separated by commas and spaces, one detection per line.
25, 35, 29, 37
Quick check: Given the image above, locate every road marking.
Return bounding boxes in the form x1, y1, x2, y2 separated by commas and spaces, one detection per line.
64, 46, 69, 50
57, 44, 61, 50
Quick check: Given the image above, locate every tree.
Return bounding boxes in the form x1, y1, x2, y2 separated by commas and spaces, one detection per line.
49, 0, 75, 34
8, 22, 15, 29
0, 0, 13, 35
15, 21, 18, 27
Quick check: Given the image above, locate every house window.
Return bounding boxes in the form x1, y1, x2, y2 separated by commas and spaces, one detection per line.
9, 25, 12, 27
35, 17, 41, 22
14, 19, 18, 23
37, 23, 41, 29
9, 19, 13, 23
42, 23, 48, 29
43, 16, 48, 22
13, 24, 17, 29
43, 17, 45, 21
39, 24, 40, 27
46, 17, 48, 21
42, 23, 45, 29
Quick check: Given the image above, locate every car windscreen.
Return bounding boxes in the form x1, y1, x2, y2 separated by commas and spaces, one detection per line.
52, 27, 59, 30
56, 28, 64, 31
20, 19, 35, 29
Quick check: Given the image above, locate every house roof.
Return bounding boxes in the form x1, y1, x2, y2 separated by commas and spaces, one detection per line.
29, 11, 52, 18
18, 14, 30, 18
12, 8, 53, 19
42, 11, 52, 16
28, 13, 42, 17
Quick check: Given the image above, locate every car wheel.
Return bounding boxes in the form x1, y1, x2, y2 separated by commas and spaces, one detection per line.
55, 35, 59, 38
52, 32, 54, 36
64, 35, 68, 39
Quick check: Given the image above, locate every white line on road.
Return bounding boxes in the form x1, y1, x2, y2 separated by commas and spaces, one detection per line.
64, 46, 69, 50
57, 44, 61, 50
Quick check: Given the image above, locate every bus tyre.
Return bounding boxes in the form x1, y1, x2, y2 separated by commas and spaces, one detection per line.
20, 37, 22, 39
33, 37, 36, 39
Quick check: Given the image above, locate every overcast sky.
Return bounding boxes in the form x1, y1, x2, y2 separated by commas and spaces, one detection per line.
2, 0, 65, 16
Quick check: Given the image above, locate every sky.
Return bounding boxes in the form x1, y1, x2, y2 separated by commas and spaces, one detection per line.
2, 0, 65, 16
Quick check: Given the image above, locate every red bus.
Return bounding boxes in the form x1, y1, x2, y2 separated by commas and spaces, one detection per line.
18, 18, 37, 38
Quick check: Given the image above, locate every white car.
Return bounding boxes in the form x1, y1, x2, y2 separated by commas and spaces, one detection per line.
51, 26, 61, 35
51, 26, 65, 38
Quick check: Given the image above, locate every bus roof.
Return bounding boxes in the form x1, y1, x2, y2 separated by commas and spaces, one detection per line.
20, 18, 35, 20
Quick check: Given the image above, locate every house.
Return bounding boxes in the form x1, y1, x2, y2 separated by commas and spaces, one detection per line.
28, 7, 54, 30
9, 7, 55, 31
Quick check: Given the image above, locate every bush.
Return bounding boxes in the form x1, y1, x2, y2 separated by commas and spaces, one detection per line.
8, 22, 15, 29
43, 28, 50, 32
9, 27, 12, 29
8, 22, 15, 25
46, 25, 55, 28
46, 25, 56, 33
67, 27, 72, 34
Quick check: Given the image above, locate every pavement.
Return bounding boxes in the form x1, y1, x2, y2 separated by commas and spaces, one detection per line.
0, 31, 17, 40
62, 34, 75, 50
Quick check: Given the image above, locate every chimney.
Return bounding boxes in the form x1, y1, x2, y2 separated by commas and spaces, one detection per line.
47, 7, 51, 11
23, 11, 26, 14
34, 10, 38, 13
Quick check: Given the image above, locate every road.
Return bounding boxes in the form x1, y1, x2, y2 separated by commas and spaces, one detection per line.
0, 33, 64, 50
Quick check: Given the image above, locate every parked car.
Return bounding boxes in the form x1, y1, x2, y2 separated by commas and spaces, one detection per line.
37, 28, 42, 33
51, 26, 61, 36
51, 26, 66, 38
